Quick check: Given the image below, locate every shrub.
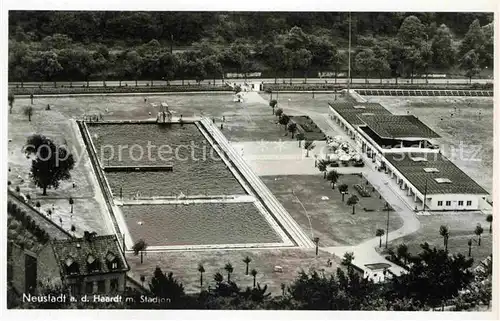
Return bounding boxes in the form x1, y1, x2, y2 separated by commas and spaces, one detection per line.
15, 186, 20, 193
8, 181, 11, 186
354, 184, 371, 197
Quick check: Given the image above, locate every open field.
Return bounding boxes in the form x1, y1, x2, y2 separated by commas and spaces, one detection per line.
364, 96, 493, 194
121, 203, 281, 246
261, 174, 403, 247
383, 211, 492, 268
126, 248, 341, 295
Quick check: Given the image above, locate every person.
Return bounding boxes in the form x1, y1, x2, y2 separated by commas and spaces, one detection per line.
220, 123, 224, 130
222, 116, 225, 122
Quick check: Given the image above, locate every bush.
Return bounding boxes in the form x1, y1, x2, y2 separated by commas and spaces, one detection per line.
354, 184, 371, 197
15, 186, 20, 193
8, 181, 11, 186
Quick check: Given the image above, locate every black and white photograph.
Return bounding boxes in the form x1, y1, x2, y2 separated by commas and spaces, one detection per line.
2, 1, 498, 318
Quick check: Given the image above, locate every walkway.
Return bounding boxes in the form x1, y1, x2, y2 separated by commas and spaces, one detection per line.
117, 195, 255, 205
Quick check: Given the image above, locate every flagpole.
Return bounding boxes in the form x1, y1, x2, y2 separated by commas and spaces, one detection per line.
347, 12, 351, 92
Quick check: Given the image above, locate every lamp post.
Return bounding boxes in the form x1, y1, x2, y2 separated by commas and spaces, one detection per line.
385, 202, 390, 248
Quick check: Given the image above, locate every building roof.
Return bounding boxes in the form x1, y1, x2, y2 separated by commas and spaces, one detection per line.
385, 152, 488, 195
51, 234, 129, 277
328, 102, 392, 126
358, 114, 441, 139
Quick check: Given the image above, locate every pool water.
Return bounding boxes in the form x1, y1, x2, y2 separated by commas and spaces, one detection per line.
87, 123, 246, 196
122, 203, 281, 246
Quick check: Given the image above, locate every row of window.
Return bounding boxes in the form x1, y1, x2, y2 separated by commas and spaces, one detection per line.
437, 200, 472, 207
70, 278, 119, 295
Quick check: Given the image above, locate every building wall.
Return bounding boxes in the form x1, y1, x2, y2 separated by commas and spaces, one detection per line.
36, 244, 63, 289
9, 243, 39, 295
66, 272, 127, 295
427, 194, 486, 211
9, 243, 26, 295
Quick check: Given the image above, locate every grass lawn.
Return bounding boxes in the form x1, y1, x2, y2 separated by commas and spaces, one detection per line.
382, 212, 492, 268
8, 104, 110, 236
261, 174, 403, 247
126, 248, 341, 295
364, 96, 493, 194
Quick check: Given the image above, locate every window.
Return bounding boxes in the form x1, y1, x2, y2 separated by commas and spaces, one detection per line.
437, 201, 443, 206
110, 279, 119, 292
423, 168, 440, 173
435, 178, 452, 184
458, 201, 464, 206
446, 201, 451, 206
467, 201, 472, 206
97, 280, 106, 293
85, 282, 94, 294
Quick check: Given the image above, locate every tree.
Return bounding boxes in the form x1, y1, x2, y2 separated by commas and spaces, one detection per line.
313, 237, 319, 256
224, 263, 234, 282
159, 52, 179, 84
8, 92, 14, 114
317, 159, 328, 178
24, 134, 75, 195
287, 122, 298, 139
269, 99, 278, 115
346, 195, 359, 214
388, 242, 474, 309
354, 48, 376, 81
342, 252, 354, 272
262, 44, 286, 83
296, 132, 305, 147
398, 15, 427, 47
36, 51, 63, 87
396, 243, 409, 265
23, 106, 33, 122
198, 264, 205, 289
149, 267, 185, 307
431, 24, 456, 69
243, 256, 252, 275
304, 140, 315, 158
275, 108, 283, 119
280, 283, 286, 297
278, 114, 290, 130
460, 50, 480, 83
486, 214, 492, 234
69, 196, 74, 214
124, 51, 143, 87
214, 272, 224, 284
329, 49, 346, 83
460, 19, 486, 56
439, 225, 450, 252
338, 184, 349, 202
326, 170, 339, 188
294, 48, 312, 83
132, 239, 148, 264
376, 229, 385, 248
474, 224, 483, 246
250, 269, 258, 288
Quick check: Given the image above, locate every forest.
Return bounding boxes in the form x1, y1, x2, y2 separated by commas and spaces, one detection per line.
8, 12, 494, 83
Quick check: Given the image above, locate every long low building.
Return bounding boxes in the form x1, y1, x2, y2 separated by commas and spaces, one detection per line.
328, 101, 489, 211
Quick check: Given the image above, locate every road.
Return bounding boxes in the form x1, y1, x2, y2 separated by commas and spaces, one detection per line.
9, 77, 493, 88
